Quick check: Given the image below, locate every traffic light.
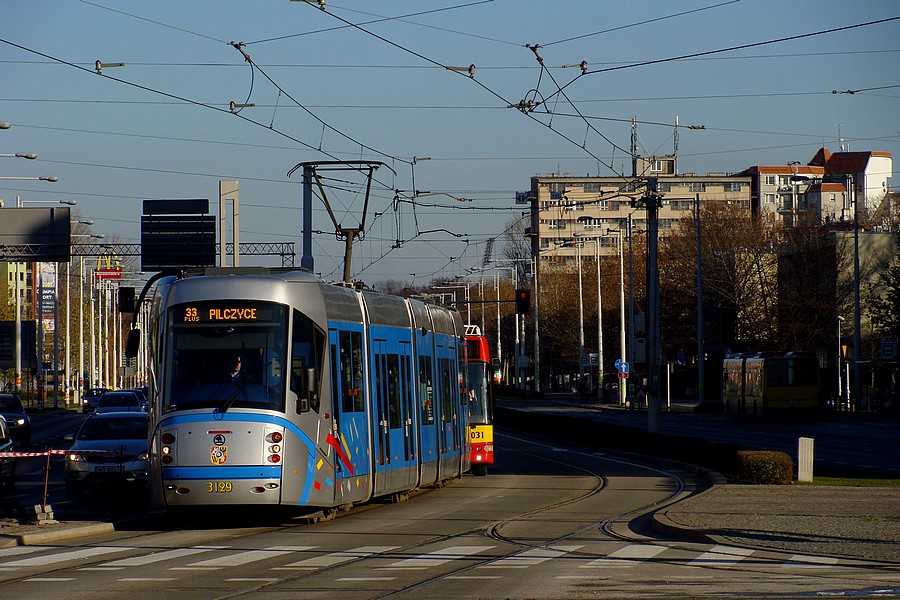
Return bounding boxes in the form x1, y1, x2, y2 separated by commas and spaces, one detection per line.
515, 288, 531, 314
118, 287, 135, 313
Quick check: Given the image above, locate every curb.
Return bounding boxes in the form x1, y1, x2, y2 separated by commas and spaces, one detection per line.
0, 522, 115, 548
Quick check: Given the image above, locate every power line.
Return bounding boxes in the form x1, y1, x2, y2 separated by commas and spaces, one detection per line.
542, 0, 742, 47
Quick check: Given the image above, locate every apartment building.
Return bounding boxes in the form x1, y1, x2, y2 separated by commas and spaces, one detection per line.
738, 148, 893, 227
522, 155, 752, 261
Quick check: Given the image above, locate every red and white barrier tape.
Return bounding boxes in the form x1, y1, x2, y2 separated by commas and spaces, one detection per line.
0, 449, 124, 458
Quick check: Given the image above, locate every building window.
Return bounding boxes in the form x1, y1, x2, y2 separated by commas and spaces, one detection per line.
688, 182, 706, 193
583, 182, 601, 192
765, 176, 776, 186
724, 182, 743, 192
548, 183, 566, 193
765, 193, 776, 204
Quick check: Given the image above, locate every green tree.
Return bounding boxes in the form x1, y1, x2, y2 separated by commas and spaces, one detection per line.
868, 231, 900, 339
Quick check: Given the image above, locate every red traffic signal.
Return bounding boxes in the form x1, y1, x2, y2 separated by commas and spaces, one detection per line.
515, 288, 531, 314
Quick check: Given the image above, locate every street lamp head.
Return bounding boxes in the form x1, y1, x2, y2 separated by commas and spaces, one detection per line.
17, 152, 38, 160
838, 315, 845, 321
0, 122, 10, 130
59, 199, 76, 204
41, 176, 59, 182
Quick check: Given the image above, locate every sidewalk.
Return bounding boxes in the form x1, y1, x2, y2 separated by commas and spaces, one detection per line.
653, 484, 900, 562
498, 396, 900, 563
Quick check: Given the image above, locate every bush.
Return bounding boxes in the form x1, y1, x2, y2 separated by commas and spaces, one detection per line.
737, 450, 794, 484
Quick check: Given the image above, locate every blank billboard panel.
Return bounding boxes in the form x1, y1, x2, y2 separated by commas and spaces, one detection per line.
0, 207, 71, 262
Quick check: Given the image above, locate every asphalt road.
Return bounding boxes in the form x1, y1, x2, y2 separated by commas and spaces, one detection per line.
1, 426, 896, 599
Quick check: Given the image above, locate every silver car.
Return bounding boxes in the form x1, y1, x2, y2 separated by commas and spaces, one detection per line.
64, 411, 149, 495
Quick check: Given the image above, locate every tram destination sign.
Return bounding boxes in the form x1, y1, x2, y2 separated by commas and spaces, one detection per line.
177, 303, 278, 324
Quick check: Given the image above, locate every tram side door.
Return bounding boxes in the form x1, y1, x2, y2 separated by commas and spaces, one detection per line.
394, 341, 416, 490
371, 339, 392, 494
416, 351, 439, 479
329, 327, 369, 502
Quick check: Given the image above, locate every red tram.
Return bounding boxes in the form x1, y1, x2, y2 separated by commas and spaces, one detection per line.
465, 325, 494, 476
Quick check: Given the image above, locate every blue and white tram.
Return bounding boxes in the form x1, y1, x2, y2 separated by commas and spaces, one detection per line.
141, 269, 470, 512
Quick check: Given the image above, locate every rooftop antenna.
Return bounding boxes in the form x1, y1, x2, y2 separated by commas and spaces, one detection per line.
673, 115, 680, 175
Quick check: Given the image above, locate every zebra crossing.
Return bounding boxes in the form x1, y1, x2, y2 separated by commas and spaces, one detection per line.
0, 540, 880, 584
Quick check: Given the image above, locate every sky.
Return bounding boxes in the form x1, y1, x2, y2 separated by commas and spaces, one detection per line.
2, 0, 898, 287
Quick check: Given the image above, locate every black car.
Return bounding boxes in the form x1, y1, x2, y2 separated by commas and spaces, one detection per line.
0, 416, 15, 491
95, 390, 146, 414
82, 387, 109, 414
0, 393, 31, 446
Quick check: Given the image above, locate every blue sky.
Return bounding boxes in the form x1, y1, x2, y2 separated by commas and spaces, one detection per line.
2, 0, 898, 285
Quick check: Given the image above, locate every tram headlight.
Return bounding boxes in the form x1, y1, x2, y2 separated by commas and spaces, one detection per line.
269, 444, 281, 454
267, 453, 281, 464
161, 432, 176, 444
267, 432, 283, 443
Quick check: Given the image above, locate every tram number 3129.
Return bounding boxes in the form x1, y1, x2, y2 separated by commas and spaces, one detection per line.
207, 481, 234, 493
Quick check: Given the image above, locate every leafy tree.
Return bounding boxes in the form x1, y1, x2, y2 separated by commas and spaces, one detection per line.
868, 231, 900, 340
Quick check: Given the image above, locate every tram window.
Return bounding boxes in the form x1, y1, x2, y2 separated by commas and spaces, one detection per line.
387, 354, 401, 429
418, 356, 434, 425
338, 330, 364, 412
291, 310, 325, 413
440, 359, 453, 422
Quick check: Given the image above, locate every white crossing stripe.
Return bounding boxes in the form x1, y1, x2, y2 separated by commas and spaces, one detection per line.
274, 545, 397, 570
783, 554, 840, 568
182, 546, 315, 569
382, 545, 495, 569
103, 546, 230, 567
689, 545, 755, 567
478, 545, 583, 569
581, 544, 667, 568
0, 546, 52, 558
118, 577, 178, 582
1, 546, 133, 568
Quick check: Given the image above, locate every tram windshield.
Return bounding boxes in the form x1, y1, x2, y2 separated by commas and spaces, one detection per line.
467, 362, 493, 425
164, 301, 288, 412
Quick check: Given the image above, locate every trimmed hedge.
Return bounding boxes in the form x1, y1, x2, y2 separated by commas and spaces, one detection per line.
736, 450, 794, 485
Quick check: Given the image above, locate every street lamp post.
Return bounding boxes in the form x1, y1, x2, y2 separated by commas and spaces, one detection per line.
837, 315, 845, 408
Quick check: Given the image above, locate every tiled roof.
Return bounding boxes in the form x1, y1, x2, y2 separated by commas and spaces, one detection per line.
808, 182, 845, 192
808, 147, 831, 166
824, 151, 893, 175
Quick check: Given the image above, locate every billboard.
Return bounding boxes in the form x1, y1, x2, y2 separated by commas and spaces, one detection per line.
0, 207, 71, 262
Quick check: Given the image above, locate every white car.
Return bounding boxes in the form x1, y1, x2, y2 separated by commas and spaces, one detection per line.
64, 411, 149, 495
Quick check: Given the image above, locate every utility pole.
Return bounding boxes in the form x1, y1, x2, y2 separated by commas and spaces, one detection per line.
633, 178, 663, 433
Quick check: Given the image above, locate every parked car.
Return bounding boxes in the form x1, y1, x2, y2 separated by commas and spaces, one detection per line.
129, 387, 149, 410
95, 390, 146, 413
0, 416, 16, 491
0, 393, 31, 446
63, 411, 149, 495
82, 387, 109, 414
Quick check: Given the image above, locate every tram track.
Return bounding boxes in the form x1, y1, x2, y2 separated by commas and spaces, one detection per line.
0, 424, 719, 598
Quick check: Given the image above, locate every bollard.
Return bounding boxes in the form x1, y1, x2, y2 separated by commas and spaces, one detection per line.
798, 437, 814, 483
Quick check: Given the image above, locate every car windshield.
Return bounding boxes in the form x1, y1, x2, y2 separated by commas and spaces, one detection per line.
77, 417, 147, 441
99, 394, 138, 407
0, 396, 24, 412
